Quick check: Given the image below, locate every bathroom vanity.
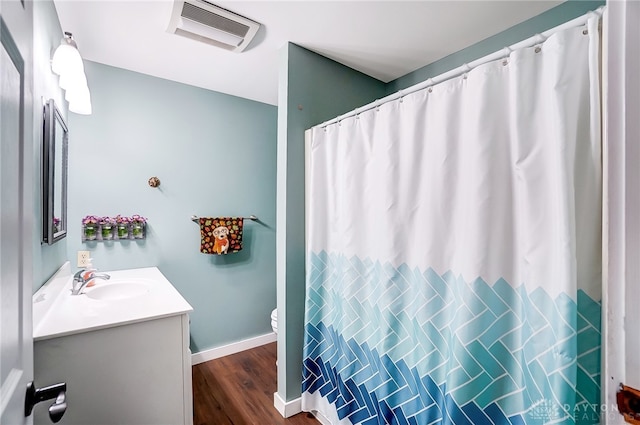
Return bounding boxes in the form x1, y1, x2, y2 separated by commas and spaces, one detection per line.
32, 264, 193, 425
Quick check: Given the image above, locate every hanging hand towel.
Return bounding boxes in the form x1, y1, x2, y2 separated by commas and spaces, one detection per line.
199, 217, 244, 255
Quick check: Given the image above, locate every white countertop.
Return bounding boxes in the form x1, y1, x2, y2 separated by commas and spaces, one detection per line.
33, 263, 193, 341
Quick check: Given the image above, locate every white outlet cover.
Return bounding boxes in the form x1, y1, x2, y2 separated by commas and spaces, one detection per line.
77, 251, 91, 267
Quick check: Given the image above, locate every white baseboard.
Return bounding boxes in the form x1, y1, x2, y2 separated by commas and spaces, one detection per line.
273, 392, 302, 418
273, 393, 330, 423
191, 332, 276, 365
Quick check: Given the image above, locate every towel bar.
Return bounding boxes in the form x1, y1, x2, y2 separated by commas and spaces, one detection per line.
191, 215, 258, 223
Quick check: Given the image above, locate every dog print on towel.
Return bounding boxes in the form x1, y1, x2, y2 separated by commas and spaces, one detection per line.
212, 226, 229, 254
199, 217, 244, 255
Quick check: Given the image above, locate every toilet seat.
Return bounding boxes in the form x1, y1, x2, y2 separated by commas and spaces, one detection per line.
271, 309, 277, 334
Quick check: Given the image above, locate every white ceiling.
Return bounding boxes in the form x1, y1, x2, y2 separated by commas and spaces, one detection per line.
53, 0, 563, 106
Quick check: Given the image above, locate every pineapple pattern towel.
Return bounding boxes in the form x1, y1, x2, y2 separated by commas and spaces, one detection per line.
199, 217, 244, 255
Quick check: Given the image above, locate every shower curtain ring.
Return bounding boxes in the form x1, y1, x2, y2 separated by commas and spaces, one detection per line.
499, 48, 511, 66
461, 64, 471, 79
425, 79, 434, 94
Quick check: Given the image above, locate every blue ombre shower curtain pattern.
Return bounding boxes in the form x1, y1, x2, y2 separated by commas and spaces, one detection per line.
302, 16, 602, 425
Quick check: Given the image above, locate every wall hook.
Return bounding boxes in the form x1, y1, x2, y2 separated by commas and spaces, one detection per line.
148, 177, 160, 188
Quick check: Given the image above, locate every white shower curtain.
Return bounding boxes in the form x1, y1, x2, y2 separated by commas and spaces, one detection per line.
303, 16, 602, 425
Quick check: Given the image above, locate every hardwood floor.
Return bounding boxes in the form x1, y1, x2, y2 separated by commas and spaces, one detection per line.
193, 342, 319, 425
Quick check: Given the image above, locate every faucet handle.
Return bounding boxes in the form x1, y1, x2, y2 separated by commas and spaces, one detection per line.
73, 268, 96, 280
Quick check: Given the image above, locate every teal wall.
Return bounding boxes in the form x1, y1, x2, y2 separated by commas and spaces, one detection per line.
67, 61, 277, 353
32, 0, 69, 291
277, 44, 386, 401
277, 0, 604, 405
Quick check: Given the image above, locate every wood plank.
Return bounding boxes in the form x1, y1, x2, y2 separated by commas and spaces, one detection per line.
193, 343, 319, 425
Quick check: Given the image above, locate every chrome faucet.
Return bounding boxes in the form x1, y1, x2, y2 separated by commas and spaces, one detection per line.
71, 268, 111, 295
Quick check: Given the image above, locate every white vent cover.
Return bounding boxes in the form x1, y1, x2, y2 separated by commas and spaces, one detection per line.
167, 0, 260, 52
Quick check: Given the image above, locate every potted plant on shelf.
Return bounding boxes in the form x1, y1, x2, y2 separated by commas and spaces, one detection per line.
53, 217, 60, 233
82, 215, 99, 241
131, 215, 147, 239
100, 216, 115, 240
115, 215, 130, 239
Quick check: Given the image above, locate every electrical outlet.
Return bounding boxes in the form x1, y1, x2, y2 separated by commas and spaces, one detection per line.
77, 251, 91, 268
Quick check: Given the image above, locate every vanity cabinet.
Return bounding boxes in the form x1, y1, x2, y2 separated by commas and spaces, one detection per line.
32, 265, 193, 425
34, 313, 192, 425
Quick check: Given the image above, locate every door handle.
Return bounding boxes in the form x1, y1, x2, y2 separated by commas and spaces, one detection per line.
24, 381, 67, 423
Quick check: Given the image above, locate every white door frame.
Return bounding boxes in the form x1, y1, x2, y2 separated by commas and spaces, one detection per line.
602, 0, 640, 422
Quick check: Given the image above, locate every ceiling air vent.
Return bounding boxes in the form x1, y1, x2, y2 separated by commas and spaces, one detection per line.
167, 0, 260, 52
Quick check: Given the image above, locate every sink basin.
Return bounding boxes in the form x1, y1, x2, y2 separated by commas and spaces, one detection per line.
85, 280, 150, 301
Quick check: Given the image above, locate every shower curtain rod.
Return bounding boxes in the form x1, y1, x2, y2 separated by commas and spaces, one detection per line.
318, 6, 604, 129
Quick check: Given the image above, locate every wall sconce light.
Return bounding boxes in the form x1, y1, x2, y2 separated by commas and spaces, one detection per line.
52, 32, 92, 115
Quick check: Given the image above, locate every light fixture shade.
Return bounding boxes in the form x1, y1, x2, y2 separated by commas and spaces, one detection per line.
64, 83, 89, 104
52, 32, 92, 115
69, 92, 92, 115
57, 65, 86, 92
58, 71, 87, 90
69, 102, 92, 115
51, 43, 83, 76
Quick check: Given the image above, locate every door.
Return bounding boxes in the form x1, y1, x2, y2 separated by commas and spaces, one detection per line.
0, 1, 34, 424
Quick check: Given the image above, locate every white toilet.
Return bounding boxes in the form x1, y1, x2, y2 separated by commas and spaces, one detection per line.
270, 308, 277, 334
271, 309, 278, 366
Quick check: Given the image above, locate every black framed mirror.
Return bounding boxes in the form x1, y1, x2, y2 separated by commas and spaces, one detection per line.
42, 99, 68, 244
